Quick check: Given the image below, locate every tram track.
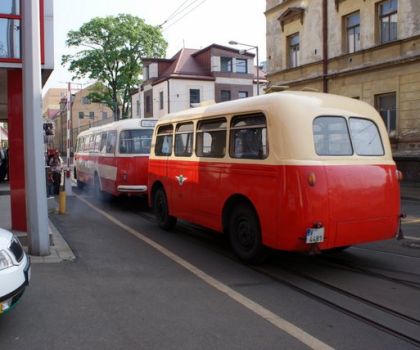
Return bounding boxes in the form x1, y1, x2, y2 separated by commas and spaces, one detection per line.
81, 193, 420, 348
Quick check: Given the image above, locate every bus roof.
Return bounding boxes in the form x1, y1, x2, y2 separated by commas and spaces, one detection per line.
77, 118, 157, 138
156, 91, 381, 125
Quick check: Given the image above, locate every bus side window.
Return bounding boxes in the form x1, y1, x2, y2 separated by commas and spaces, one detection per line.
230, 113, 268, 159
106, 131, 117, 154
175, 122, 194, 157
196, 118, 226, 158
99, 132, 107, 153
155, 124, 173, 156
94, 133, 102, 153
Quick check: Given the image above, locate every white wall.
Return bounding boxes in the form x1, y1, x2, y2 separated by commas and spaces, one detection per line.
131, 91, 140, 118
168, 79, 215, 114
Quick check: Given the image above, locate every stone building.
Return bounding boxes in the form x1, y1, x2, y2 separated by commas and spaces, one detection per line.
265, 0, 420, 180
50, 85, 113, 155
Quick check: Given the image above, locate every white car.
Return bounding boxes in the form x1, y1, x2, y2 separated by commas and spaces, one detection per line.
0, 228, 31, 315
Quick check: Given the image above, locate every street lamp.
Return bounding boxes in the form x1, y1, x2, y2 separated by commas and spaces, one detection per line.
229, 40, 260, 95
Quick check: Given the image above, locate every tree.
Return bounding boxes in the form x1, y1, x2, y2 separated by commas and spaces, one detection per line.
62, 14, 167, 119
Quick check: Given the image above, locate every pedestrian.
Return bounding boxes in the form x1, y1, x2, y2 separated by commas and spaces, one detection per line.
49, 151, 63, 195
4, 147, 9, 181
0, 147, 6, 182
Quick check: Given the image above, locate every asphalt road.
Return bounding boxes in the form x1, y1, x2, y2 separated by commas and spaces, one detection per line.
0, 191, 419, 350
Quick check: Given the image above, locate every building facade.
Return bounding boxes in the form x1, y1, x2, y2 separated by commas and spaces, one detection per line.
48, 85, 113, 155
266, 0, 420, 180
139, 44, 266, 119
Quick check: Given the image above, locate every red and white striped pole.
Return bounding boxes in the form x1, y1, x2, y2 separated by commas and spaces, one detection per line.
64, 82, 73, 196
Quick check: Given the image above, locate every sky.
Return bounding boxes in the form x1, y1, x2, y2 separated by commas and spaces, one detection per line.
45, 0, 267, 91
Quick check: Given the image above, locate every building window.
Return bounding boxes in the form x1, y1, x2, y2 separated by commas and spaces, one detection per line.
82, 96, 91, 105
145, 95, 151, 113
345, 11, 360, 53
221, 57, 233, 72
102, 111, 107, 120
288, 33, 300, 68
159, 91, 164, 110
78, 112, 84, 119
89, 112, 95, 120
143, 66, 149, 80
0, 0, 21, 60
375, 92, 397, 136
189, 89, 200, 107
238, 91, 248, 99
235, 58, 247, 74
378, 0, 398, 44
221, 90, 231, 102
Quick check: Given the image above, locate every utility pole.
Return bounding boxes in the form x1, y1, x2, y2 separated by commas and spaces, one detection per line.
22, 0, 49, 256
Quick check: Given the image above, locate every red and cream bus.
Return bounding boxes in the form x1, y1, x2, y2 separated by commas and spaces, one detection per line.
148, 91, 402, 263
74, 118, 157, 197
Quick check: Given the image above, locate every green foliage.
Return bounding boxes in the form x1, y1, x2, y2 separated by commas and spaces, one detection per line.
62, 14, 167, 119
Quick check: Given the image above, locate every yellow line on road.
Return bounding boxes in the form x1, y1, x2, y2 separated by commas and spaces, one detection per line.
75, 194, 333, 350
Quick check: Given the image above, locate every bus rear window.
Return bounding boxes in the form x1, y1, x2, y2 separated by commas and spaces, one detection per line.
196, 118, 226, 158
349, 118, 384, 156
313, 117, 353, 156
230, 113, 268, 159
119, 129, 153, 154
155, 125, 173, 156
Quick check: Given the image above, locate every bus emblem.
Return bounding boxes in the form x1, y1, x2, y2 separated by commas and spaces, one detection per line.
176, 175, 187, 186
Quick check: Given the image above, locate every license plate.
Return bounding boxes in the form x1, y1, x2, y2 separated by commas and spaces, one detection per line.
306, 227, 325, 244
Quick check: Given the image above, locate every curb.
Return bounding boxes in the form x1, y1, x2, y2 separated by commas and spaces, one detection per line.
28, 220, 76, 264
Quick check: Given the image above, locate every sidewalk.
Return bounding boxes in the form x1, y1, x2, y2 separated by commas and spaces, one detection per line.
0, 181, 75, 263
401, 182, 420, 201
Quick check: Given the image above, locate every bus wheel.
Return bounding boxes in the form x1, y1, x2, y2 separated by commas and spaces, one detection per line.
229, 204, 266, 264
154, 188, 177, 230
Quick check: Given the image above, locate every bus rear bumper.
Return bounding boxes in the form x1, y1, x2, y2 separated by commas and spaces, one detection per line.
117, 185, 147, 193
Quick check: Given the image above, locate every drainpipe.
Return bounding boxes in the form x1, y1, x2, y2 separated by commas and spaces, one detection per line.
322, 0, 328, 93
167, 80, 170, 114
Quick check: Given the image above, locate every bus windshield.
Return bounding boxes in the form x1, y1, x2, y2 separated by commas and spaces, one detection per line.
119, 129, 153, 154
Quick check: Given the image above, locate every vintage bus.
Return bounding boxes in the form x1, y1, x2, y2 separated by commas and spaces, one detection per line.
148, 91, 402, 263
74, 118, 157, 197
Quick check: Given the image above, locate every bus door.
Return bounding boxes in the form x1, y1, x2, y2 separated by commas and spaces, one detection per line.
99, 131, 117, 194
192, 118, 227, 230
314, 116, 399, 247
168, 122, 195, 220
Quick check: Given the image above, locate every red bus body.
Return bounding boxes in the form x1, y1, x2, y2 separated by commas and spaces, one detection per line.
74, 119, 156, 196
148, 92, 401, 259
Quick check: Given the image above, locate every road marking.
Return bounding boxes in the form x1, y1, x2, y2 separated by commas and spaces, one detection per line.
75, 194, 333, 350
404, 236, 420, 241
403, 218, 420, 224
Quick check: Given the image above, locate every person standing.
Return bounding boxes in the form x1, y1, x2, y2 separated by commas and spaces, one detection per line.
0, 147, 6, 182
49, 151, 63, 195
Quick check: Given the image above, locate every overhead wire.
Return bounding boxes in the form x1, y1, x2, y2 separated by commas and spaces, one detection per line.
159, 0, 191, 27
160, 0, 208, 32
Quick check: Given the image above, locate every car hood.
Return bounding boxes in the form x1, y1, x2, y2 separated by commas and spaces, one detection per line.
0, 228, 13, 249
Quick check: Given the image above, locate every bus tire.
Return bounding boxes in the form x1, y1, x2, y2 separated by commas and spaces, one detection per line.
154, 188, 177, 230
229, 203, 266, 264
